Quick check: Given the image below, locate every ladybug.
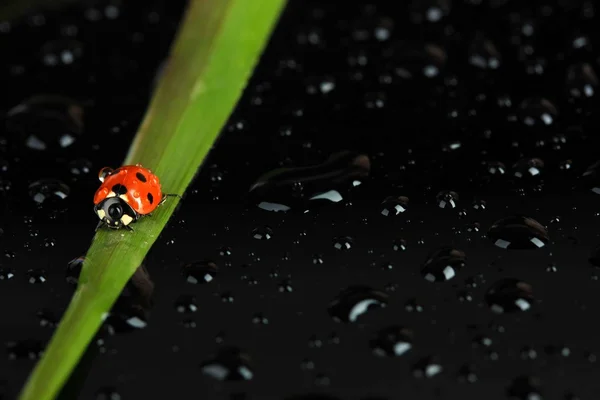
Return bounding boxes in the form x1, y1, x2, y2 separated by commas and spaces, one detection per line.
93, 164, 180, 231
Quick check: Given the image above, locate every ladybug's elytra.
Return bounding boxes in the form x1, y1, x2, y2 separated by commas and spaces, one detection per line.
93, 164, 180, 231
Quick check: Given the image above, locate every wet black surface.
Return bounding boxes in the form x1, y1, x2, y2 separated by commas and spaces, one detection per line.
1, 0, 600, 399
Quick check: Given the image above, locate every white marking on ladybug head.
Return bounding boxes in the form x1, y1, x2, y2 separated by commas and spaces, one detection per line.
96, 209, 106, 219
106, 191, 116, 198
121, 214, 133, 226
119, 194, 129, 202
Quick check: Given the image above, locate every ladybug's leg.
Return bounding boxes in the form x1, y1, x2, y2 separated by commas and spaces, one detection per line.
159, 193, 183, 206
124, 224, 134, 232
95, 220, 104, 232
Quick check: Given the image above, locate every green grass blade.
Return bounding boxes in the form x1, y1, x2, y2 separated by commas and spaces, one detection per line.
18, 1, 286, 399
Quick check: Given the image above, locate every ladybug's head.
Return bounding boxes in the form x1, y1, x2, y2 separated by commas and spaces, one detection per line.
94, 197, 138, 229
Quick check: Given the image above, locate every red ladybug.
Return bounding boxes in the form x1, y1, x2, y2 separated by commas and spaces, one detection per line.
93, 164, 180, 230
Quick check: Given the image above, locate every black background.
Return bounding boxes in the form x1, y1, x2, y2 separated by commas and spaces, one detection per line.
1, 0, 600, 399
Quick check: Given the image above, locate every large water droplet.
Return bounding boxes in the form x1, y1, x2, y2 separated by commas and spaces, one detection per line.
65, 256, 84, 285
28, 179, 70, 205
6, 95, 84, 151
487, 216, 549, 249
370, 326, 414, 357
328, 286, 389, 323
200, 347, 254, 381
485, 278, 534, 314
249, 151, 370, 212
421, 247, 466, 282
581, 161, 600, 194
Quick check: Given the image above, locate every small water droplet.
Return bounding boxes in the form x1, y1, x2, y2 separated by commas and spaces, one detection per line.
328, 286, 388, 322
182, 260, 218, 284
29, 179, 70, 205
421, 247, 466, 282
436, 190, 459, 209
6, 95, 84, 151
370, 326, 413, 357
174, 295, 198, 313
487, 216, 549, 249
507, 375, 543, 400
380, 196, 409, 216
200, 347, 254, 381
333, 236, 353, 250
412, 356, 443, 378
252, 226, 273, 240
485, 278, 534, 314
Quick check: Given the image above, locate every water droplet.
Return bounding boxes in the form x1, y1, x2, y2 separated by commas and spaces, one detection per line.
566, 63, 598, 98
513, 158, 544, 178
174, 295, 198, 313
393, 238, 408, 251
200, 347, 254, 381
68, 158, 92, 176
380, 196, 409, 216
421, 247, 466, 282
487, 216, 549, 249
28, 179, 70, 205
6, 95, 84, 151
328, 286, 389, 322
252, 226, 273, 240
104, 265, 153, 334
392, 42, 447, 79
581, 161, 600, 194
40, 39, 84, 66
66, 257, 84, 285
182, 260, 218, 284
6, 340, 44, 360
469, 34, 501, 69
333, 236, 353, 250
370, 326, 413, 357
410, 0, 451, 23
436, 190, 459, 209
0, 267, 15, 280
507, 375, 543, 400
27, 269, 47, 284
412, 356, 443, 378
457, 364, 478, 383
519, 97, 558, 127
37, 309, 57, 328
95, 387, 122, 400
250, 151, 370, 212
485, 278, 534, 313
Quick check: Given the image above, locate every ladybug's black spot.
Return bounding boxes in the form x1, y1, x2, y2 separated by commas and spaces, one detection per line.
147, 193, 154, 204
112, 184, 127, 195
136, 172, 147, 182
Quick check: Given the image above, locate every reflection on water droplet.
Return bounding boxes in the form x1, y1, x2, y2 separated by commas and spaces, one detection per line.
410, 0, 451, 23
6, 95, 84, 151
421, 247, 466, 282
328, 286, 388, 322
507, 375, 543, 400
380, 196, 409, 216
200, 347, 254, 381
485, 278, 533, 314
27, 269, 47, 284
487, 216, 549, 249
28, 179, 70, 204
69, 158, 92, 176
370, 326, 413, 357
249, 151, 370, 212
391, 42, 447, 79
